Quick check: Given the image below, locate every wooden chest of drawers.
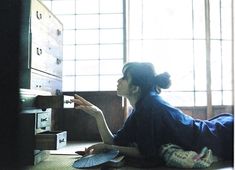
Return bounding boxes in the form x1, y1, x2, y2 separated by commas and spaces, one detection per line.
18, 0, 67, 165
19, 0, 65, 165
20, 0, 63, 95
19, 89, 67, 165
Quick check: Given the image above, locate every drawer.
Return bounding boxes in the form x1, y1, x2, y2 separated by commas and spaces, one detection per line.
20, 89, 51, 109
31, 29, 63, 61
35, 95, 74, 109
35, 131, 67, 150
37, 111, 51, 129
30, 69, 62, 95
31, 42, 62, 77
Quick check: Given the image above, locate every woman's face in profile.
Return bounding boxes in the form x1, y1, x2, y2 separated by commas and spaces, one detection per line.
117, 72, 132, 97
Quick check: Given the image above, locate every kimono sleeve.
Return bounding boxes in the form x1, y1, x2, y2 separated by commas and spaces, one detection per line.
113, 113, 136, 146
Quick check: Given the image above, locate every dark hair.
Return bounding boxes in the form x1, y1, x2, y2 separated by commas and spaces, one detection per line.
122, 62, 171, 95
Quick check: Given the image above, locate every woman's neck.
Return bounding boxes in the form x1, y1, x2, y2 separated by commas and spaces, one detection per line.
127, 94, 140, 109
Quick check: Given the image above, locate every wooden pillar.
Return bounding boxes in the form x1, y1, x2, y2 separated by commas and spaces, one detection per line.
205, 0, 213, 118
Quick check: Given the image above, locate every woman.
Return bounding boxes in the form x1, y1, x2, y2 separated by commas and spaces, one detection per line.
71, 62, 233, 162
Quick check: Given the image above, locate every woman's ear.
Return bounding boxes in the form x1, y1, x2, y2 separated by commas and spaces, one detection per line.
131, 86, 140, 94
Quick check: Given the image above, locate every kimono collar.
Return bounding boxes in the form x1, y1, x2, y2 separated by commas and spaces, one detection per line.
134, 90, 158, 109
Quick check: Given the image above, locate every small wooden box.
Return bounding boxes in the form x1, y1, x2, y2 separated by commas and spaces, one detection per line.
35, 131, 67, 150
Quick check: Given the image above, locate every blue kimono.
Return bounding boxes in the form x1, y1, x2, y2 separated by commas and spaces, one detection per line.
113, 91, 233, 160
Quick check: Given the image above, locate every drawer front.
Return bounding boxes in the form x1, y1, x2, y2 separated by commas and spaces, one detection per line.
35, 95, 74, 109
31, 29, 62, 61
20, 89, 52, 108
31, 0, 63, 43
31, 42, 62, 77
37, 111, 51, 129
30, 69, 62, 95
35, 131, 67, 150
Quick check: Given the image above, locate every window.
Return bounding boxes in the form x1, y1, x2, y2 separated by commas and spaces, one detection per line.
42, 0, 124, 91
126, 0, 233, 106
42, 0, 233, 107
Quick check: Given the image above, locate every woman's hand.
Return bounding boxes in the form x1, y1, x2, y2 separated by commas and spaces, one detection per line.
71, 94, 103, 118
85, 143, 143, 159
85, 143, 109, 155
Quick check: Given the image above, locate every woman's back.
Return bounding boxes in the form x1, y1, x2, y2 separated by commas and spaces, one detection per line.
143, 91, 233, 160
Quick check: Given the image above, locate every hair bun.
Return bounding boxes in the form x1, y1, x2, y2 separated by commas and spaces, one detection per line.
155, 72, 171, 89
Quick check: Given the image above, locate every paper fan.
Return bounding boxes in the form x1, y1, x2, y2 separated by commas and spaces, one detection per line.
73, 149, 119, 169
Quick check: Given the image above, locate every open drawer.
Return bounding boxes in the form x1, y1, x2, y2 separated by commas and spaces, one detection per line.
35, 95, 74, 109
35, 131, 67, 150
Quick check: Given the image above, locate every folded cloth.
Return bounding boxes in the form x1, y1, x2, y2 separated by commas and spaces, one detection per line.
159, 144, 218, 169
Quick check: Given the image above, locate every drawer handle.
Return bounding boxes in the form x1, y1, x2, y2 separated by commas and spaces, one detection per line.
56, 58, 61, 64
41, 118, 48, 122
57, 29, 61, 36
59, 139, 65, 143
36, 11, 42, 20
36, 48, 42, 56
36, 85, 42, 88
64, 100, 72, 104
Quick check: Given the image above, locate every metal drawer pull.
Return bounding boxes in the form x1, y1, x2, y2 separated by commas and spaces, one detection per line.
57, 29, 61, 36
36, 85, 42, 88
56, 58, 61, 64
59, 139, 65, 143
64, 100, 72, 104
36, 11, 42, 20
36, 48, 42, 55
41, 118, 48, 122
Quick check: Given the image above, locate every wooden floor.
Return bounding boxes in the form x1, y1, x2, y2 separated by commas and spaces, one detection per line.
23, 141, 233, 170
50, 141, 98, 155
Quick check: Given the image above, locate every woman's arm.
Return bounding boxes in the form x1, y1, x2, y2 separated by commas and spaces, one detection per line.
95, 112, 114, 144
87, 143, 143, 159
71, 94, 114, 144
